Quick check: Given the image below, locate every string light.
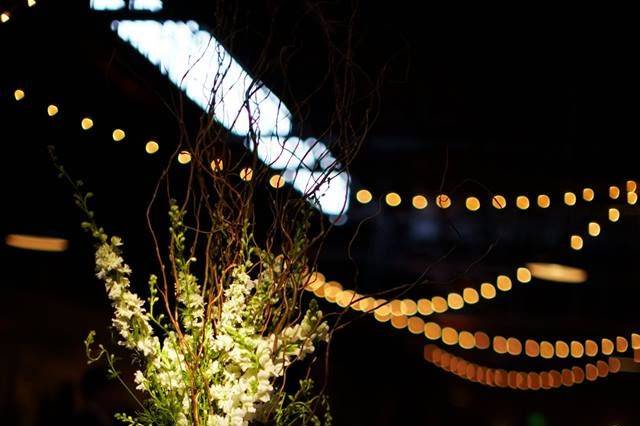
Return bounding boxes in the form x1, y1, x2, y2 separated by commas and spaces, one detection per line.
385, 192, 401, 207
112, 128, 126, 142
516, 195, 530, 210
177, 151, 191, 164
28, 0, 37, 7
537, 194, 551, 208
412, 195, 428, 209
356, 189, 372, 204
588, 222, 601, 237
564, 192, 577, 206
5, 234, 68, 252
627, 180, 637, 193
424, 345, 622, 390
608, 208, 620, 222
583, 188, 595, 201
1, 12, 10, 23
628, 191, 638, 205
436, 194, 451, 209
14, 89, 25, 101
239, 167, 253, 181
526, 263, 587, 283
570, 235, 583, 251
492, 195, 507, 209
269, 174, 285, 189
145, 140, 159, 154
609, 186, 620, 199
465, 196, 480, 211
47, 104, 59, 117
81, 117, 94, 130
210, 158, 224, 172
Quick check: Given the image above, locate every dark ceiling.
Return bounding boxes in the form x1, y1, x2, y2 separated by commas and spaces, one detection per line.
1, 1, 639, 425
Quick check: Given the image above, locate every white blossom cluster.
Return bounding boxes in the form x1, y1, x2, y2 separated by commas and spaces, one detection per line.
94, 235, 328, 425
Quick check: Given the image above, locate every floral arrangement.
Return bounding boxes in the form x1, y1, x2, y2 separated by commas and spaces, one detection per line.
51, 148, 334, 425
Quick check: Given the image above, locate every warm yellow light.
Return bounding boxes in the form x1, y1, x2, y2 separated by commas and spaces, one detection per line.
47, 104, 59, 117
516, 195, 530, 210
436, 194, 451, 209
145, 140, 159, 154
555, 341, 569, 358
431, 296, 448, 313
336, 290, 355, 307
462, 287, 479, 304
601, 338, 614, 356
441, 327, 459, 345
585, 340, 598, 357
385, 192, 401, 207
412, 194, 428, 209
112, 129, 126, 142
525, 340, 540, 357
356, 189, 372, 204
496, 275, 512, 291
525, 263, 587, 283
537, 194, 551, 208
588, 222, 601, 237
582, 188, 595, 201
474, 332, 490, 349
13, 89, 24, 100
585, 364, 598, 381
81, 117, 94, 130
540, 341, 554, 359
465, 196, 480, 211
491, 195, 507, 209
493, 336, 507, 354
447, 293, 464, 310
516, 267, 532, 283
177, 151, 192, 164
627, 180, 637, 193
616, 336, 629, 352
632, 333, 640, 350
240, 167, 253, 181
507, 338, 522, 356
1, 12, 10, 23
564, 192, 577, 206
424, 322, 442, 340
269, 174, 285, 189
417, 299, 432, 315
400, 299, 417, 316
458, 331, 476, 349
28, 0, 37, 7
390, 315, 408, 330
608, 208, 620, 222
407, 317, 424, 334
390, 300, 402, 316
210, 158, 224, 172
480, 283, 496, 299
609, 186, 620, 199
570, 235, 583, 250
304, 272, 325, 291
5, 234, 68, 252
570, 341, 584, 358
628, 191, 638, 205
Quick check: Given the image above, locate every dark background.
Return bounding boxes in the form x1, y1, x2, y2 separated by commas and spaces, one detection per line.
1, 1, 639, 425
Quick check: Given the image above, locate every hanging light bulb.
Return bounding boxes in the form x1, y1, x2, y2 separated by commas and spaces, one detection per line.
81, 117, 94, 130
356, 189, 372, 204
412, 195, 428, 209
47, 104, 59, 117
112, 128, 126, 142
145, 140, 159, 154
177, 151, 192, 164
385, 192, 401, 207
239, 167, 253, 181
491, 195, 507, 209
